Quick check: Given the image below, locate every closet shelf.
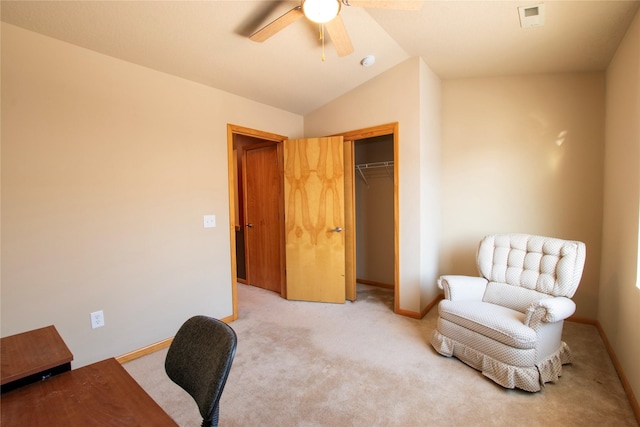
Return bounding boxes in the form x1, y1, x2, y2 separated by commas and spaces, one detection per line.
355, 161, 394, 187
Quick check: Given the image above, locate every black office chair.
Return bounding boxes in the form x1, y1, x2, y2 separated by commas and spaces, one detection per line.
165, 315, 238, 427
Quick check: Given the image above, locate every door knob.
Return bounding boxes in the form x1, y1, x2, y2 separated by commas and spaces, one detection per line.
246, 223, 254, 228
330, 227, 343, 233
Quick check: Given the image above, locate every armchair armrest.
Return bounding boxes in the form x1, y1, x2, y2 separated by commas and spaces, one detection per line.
524, 297, 576, 328
438, 275, 488, 301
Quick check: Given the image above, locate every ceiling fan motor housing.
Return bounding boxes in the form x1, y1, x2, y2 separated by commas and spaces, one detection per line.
302, 0, 341, 24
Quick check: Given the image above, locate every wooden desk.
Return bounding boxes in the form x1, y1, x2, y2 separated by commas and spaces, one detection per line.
1, 357, 178, 426
1, 325, 73, 393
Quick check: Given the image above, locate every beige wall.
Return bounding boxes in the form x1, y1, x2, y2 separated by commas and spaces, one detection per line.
601, 8, 640, 404
419, 60, 443, 310
441, 72, 605, 318
305, 57, 442, 314
1, 23, 303, 367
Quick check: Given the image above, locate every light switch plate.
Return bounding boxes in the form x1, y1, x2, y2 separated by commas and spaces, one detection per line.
204, 215, 216, 228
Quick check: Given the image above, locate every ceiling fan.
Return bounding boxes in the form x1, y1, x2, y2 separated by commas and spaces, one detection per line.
249, 0, 422, 58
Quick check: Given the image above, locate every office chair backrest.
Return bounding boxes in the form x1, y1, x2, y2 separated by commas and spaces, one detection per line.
165, 315, 237, 427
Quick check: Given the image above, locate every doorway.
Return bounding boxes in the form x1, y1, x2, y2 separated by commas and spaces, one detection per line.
228, 123, 399, 318
227, 125, 288, 318
354, 135, 395, 291
334, 123, 399, 312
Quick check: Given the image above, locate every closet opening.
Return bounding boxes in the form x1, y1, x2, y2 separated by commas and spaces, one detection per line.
352, 133, 396, 311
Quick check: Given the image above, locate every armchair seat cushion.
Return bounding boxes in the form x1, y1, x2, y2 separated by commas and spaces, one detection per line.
438, 300, 537, 349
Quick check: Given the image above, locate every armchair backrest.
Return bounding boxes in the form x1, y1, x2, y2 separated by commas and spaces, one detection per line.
476, 234, 586, 312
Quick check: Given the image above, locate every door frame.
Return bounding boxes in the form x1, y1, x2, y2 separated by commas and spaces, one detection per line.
227, 124, 288, 320
331, 123, 400, 313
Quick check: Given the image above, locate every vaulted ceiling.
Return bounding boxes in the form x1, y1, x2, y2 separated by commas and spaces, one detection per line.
2, 1, 639, 115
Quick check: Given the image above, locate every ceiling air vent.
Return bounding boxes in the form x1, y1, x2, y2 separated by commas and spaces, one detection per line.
518, 4, 545, 28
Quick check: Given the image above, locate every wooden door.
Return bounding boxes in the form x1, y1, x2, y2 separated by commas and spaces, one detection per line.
284, 137, 345, 303
242, 142, 283, 293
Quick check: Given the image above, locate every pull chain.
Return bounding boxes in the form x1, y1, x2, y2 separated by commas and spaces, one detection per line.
319, 23, 326, 62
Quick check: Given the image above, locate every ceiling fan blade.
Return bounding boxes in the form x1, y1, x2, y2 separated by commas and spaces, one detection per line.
345, 1, 423, 11
249, 6, 304, 42
325, 15, 354, 57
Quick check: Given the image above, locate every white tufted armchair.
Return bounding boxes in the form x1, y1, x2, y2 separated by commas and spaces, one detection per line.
430, 234, 586, 392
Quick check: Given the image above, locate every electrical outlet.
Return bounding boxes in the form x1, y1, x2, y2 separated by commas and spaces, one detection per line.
90, 310, 105, 329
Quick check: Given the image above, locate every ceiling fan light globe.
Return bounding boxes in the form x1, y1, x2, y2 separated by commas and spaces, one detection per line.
303, 0, 341, 24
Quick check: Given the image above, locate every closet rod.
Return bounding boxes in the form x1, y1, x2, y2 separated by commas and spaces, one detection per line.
355, 161, 394, 169
355, 161, 394, 187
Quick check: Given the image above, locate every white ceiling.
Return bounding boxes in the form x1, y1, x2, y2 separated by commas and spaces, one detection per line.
2, 1, 639, 115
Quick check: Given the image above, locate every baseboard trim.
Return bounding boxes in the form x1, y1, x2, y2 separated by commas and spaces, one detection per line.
116, 314, 236, 364
421, 294, 443, 318
566, 315, 596, 325
394, 308, 422, 318
356, 278, 394, 290
395, 294, 443, 319
116, 337, 173, 364
567, 316, 639, 424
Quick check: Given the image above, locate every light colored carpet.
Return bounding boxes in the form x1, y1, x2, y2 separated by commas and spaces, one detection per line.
124, 283, 638, 426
